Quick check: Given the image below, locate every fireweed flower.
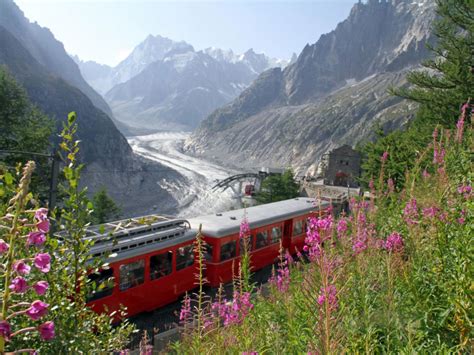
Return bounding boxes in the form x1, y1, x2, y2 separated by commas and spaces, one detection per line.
179, 295, 191, 323
457, 185, 472, 199
384, 232, 404, 253
387, 178, 395, 194
0, 239, 9, 254
34, 208, 49, 233
27, 231, 46, 247
0, 321, 11, 341
34, 253, 51, 273
13, 260, 31, 275
336, 218, 348, 238
456, 102, 469, 143
422, 206, 439, 219
239, 218, 251, 239
9, 277, 28, 294
38, 321, 55, 340
403, 198, 419, 225
422, 169, 431, 179
381, 151, 389, 163
317, 285, 338, 310
26, 301, 49, 321
33, 281, 49, 296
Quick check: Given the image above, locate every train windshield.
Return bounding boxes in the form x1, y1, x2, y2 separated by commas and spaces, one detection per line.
119, 260, 145, 291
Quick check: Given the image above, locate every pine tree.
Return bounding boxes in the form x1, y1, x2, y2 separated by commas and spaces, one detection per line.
256, 170, 299, 204
91, 187, 121, 224
360, 0, 474, 188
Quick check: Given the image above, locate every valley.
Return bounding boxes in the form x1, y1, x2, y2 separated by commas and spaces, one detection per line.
128, 132, 241, 217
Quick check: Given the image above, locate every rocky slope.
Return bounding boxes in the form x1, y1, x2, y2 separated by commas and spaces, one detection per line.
0, 1, 181, 216
185, 0, 436, 173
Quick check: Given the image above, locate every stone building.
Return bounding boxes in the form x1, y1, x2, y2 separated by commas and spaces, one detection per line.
321, 145, 361, 188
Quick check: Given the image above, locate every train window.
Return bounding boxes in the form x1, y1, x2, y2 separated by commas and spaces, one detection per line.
255, 231, 268, 249
176, 245, 194, 270
239, 235, 254, 254
204, 243, 214, 262
293, 220, 304, 236
220, 241, 237, 261
119, 260, 145, 291
270, 226, 282, 244
150, 251, 173, 280
87, 268, 114, 302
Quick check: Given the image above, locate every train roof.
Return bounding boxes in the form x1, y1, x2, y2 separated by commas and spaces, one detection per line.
56, 215, 193, 263
187, 197, 328, 238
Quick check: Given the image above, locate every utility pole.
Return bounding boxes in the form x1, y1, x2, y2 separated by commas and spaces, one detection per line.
48, 149, 60, 215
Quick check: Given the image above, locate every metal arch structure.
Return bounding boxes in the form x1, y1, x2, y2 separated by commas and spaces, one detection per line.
212, 173, 264, 191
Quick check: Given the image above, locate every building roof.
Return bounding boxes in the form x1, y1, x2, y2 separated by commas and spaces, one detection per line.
187, 198, 328, 238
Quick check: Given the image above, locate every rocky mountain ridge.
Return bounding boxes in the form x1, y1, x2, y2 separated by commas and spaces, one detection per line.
185, 0, 436, 174
96, 36, 289, 131
0, 0, 181, 216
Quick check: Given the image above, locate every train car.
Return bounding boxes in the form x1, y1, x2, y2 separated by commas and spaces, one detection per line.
187, 197, 329, 287
85, 198, 329, 318
85, 216, 197, 319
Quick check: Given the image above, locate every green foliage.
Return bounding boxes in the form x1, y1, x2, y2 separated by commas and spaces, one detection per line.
0, 67, 54, 200
256, 170, 299, 204
40, 112, 134, 353
360, 0, 474, 188
91, 187, 121, 224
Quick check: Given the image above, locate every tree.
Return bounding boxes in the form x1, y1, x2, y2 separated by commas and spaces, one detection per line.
256, 170, 300, 204
360, 0, 474, 187
91, 187, 121, 224
0, 67, 53, 199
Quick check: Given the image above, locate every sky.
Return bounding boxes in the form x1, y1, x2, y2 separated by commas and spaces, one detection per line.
16, 0, 355, 67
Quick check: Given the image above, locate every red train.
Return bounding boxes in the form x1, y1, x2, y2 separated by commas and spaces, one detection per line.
86, 198, 329, 318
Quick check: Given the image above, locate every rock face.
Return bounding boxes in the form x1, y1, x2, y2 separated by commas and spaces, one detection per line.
0, 0, 181, 216
185, 0, 436, 173
76, 35, 288, 131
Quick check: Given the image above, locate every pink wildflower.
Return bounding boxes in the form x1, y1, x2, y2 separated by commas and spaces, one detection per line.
0, 321, 11, 341
9, 276, 28, 293
422, 169, 430, 179
13, 260, 31, 275
381, 151, 389, 163
456, 103, 469, 143
26, 301, 49, 320
384, 232, 404, 253
336, 218, 347, 239
0, 239, 9, 254
457, 185, 472, 199
34, 208, 49, 233
179, 295, 191, 323
34, 253, 51, 273
38, 321, 55, 340
317, 285, 338, 310
27, 231, 46, 246
403, 198, 419, 225
422, 206, 439, 219
33, 281, 49, 296
239, 218, 251, 239
387, 178, 395, 194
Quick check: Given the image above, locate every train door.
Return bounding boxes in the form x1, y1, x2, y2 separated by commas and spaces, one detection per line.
282, 219, 293, 250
